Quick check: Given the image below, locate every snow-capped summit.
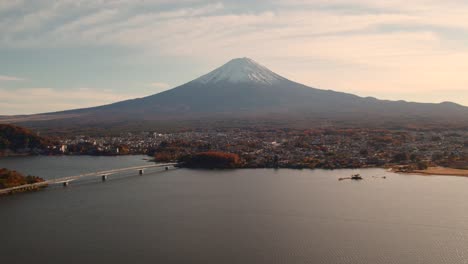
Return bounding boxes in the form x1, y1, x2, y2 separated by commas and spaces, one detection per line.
194, 57, 285, 85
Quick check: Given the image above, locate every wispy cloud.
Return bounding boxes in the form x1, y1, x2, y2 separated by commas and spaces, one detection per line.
2, 0, 467, 57
0, 75, 25, 81
149, 82, 170, 89
0, 87, 151, 115
1, 0, 468, 112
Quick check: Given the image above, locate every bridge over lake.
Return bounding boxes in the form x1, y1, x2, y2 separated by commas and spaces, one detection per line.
0, 162, 178, 195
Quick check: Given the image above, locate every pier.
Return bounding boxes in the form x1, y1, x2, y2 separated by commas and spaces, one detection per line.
0, 163, 177, 195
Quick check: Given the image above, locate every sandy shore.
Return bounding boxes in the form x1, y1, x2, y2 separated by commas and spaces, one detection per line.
408, 167, 468, 177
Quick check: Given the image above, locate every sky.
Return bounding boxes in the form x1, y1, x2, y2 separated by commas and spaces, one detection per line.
1, 0, 468, 115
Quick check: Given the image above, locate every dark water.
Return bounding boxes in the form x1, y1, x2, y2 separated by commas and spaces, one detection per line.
2, 156, 468, 264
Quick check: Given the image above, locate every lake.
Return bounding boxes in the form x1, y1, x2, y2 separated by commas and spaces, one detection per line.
1, 156, 468, 264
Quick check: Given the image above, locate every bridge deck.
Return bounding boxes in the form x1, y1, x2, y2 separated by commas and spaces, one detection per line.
0, 163, 177, 195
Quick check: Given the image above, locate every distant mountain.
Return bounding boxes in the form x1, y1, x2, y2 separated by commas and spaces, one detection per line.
2, 58, 468, 130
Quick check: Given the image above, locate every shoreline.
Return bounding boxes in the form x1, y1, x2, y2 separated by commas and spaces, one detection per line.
393, 166, 468, 177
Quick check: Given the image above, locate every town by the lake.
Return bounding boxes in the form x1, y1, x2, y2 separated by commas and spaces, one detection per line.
7, 127, 466, 171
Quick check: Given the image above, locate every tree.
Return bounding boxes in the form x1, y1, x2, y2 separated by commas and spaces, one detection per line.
393, 152, 409, 163
417, 161, 428, 170
410, 153, 419, 162
0, 168, 44, 189
180, 152, 241, 169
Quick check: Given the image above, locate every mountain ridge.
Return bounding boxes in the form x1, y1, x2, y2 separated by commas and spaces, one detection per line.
1, 57, 468, 130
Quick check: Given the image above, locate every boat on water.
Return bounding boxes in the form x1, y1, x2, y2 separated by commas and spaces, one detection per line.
338, 173, 364, 181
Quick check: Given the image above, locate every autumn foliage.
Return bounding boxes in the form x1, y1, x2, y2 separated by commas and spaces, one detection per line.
0, 124, 50, 152
154, 152, 179, 162
151, 139, 213, 162
0, 168, 45, 189
180, 152, 241, 169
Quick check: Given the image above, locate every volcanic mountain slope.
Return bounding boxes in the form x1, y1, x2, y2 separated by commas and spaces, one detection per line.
3, 57, 468, 129
67, 57, 364, 116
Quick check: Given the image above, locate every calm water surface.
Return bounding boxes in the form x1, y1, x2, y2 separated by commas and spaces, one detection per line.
1, 156, 468, 264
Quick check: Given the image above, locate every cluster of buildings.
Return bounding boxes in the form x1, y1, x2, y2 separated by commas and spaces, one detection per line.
57, 128, 468, 169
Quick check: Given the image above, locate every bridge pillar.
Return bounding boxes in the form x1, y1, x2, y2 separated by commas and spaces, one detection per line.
102, 175, 108, 181
139, 169, 144, 175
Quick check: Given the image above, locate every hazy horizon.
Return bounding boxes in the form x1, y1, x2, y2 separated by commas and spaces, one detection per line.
2, 0, 468, 115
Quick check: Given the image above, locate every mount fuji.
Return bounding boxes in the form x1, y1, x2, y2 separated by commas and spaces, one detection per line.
195, 57, 285, 85
3, 57, 468, 129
